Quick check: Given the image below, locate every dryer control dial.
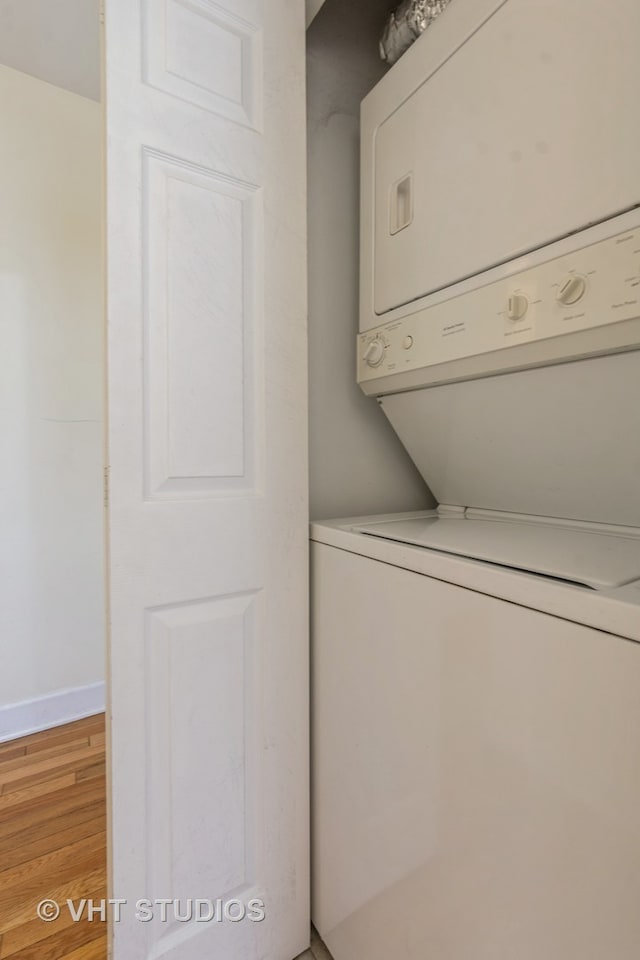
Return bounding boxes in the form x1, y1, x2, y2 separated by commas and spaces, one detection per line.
363, 337, 386, 367
506, 293, 529, 321
557, 274, 586, 305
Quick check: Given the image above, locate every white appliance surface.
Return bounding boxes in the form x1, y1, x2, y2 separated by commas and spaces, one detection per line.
361, 0, 640, 330
311, 530, 640, 960
378, 349, 640, 528
357, 211, 640, 531
353, 514, 640, 591
358, 211, 640, 392
311, 514, 640, 643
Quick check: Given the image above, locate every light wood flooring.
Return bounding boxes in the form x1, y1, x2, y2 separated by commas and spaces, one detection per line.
0, 714, 107, 959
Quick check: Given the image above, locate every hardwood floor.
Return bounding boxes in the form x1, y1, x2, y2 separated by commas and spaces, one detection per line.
0, 715, 107, 959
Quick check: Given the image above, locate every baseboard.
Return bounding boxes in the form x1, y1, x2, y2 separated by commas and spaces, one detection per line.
0, 681, 106, 743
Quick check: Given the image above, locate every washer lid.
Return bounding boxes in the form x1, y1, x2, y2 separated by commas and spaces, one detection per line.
353, 514, 640, 590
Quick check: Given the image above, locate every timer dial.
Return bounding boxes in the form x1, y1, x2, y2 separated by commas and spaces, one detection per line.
506, 293, 529, 322
363, 337, 386, 367
557, 274, 586, 305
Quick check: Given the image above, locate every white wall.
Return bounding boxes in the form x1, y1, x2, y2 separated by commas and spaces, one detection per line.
0, 65, 104, 733
0, 0, 100, 101
307, 0, 434, 520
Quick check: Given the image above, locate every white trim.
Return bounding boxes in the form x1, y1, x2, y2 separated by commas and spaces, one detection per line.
0, 682, 105, 743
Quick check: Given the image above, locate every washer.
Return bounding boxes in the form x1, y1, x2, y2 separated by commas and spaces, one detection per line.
311, 511, 640, 960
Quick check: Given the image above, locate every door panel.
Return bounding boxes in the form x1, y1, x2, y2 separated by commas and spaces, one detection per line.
104, 2, 308, 958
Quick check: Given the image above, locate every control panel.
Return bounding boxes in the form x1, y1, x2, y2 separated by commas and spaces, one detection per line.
358, 222, 640, 385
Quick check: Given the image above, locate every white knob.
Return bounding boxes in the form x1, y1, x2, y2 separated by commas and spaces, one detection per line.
557, 274, 586, 305
363, 337, 386, 367
506, 293, 529, 322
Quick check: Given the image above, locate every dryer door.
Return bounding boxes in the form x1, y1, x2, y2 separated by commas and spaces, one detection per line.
365, 0, 640, 324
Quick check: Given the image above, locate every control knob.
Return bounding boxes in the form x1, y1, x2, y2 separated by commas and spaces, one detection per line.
506, 293, 529, 321
363, 337, 386, 367
557, 274, 586, 305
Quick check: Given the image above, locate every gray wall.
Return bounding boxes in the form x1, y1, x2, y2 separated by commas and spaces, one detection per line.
307, 0, 433, 520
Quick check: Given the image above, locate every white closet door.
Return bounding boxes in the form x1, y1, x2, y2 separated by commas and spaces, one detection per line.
103, 1, 308, 957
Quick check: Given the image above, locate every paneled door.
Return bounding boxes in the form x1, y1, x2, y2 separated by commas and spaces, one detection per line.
103, 2, 308, 958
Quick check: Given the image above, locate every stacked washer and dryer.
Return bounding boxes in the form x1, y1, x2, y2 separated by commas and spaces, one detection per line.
311, 1, 640, 958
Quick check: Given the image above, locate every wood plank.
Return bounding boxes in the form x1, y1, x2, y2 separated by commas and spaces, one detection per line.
20, 718, 105, 755
74, 766, 104, 786
0, 740, 90, 777
0, 816, 105, 874
0, 745, 26, 763
0, 776, 77, 816
0, 885, 105, 958
0, 747, 106, 797
0, 833, 106, 896
0, 753, 106, 798
0, 865, 105, 934
0, 778, 105, 841
57, 937, 106, 960
87, 734, 104, 750
0, 746, 104, 791
3, 908, 104, 960
0, 799, 105, 858
0, 855, 105, 935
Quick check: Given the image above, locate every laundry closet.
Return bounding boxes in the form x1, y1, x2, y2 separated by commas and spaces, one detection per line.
306, 2, 640, 960
2, 3, 638, 958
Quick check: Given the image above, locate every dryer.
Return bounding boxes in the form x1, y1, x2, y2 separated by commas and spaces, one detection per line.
311, 1, 640, 956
